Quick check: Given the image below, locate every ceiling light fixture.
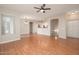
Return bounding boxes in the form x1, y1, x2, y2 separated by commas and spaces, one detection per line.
71, 13, 75, 14
40, 10, 44, 12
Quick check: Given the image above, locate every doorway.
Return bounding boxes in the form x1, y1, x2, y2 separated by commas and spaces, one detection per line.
50, 19, 59, 37
29, 22, 33, 34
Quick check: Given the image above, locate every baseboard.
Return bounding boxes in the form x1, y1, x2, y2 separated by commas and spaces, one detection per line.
0, 38, 20, 44
67, 37, 79, 39
37, 34, 50, 36
20, 34, 30, 38
59, 37, 66, 40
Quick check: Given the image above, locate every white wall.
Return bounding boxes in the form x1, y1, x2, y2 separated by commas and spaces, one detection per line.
67, 20, 79, 38
0, 10, 20, 43
33, 17, 67, 39
20, 19, 30, 34
33, 22, 38, 34
37, 21, 50, 36
0, 9, 31, 43
58, 16, 67, 39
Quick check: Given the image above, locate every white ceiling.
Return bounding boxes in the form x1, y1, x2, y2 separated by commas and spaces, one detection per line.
0, 4, 79, 21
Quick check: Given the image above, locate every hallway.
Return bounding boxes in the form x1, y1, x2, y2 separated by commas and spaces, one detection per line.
0, 34, 79, 55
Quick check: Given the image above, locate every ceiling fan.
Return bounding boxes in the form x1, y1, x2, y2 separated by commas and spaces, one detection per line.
34, 4, 51, 13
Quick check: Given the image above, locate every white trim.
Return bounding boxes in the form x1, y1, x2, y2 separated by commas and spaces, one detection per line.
37, 33, 50, 36
36, 34, 50, 37
0, 37, 20, 44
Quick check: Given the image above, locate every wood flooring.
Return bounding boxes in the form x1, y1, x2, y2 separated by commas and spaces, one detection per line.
0, 34, 79, 55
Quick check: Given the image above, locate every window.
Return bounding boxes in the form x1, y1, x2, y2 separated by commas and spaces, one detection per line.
1, 15, 14, 35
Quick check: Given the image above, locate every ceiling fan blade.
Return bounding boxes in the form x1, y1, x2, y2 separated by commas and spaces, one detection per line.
44, 8, 51, 10
37, 9, 40, 12
34, 7, 40, 9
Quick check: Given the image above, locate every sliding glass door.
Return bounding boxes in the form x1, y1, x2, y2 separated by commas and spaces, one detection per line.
1, 15, 14, 35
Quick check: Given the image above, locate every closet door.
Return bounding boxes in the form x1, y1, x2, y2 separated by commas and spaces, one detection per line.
67, 20, 79, 38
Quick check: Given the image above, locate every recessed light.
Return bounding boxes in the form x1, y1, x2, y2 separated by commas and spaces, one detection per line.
72, 13, 75, 14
